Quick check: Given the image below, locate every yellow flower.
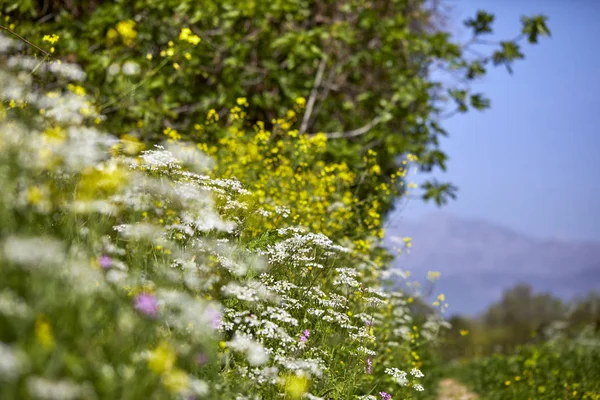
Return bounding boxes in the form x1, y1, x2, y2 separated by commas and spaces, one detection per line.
120, 134, 145, 155
179, 28, 192, 41
207, 109, 219, 122
115, 20, 137, 46
35, 315, 55, 350
283, 375, 309, 399
106, 28, 118, 44
459, 329, 469, 336
162, 368, 189, 393
437, 293, 445, 302
147, 341, 176, 374
77, 164, 129, 199
163, 127, 182, 140
67, 84, 86, 97
43, 126, 66, 143
179, 27, 201, 45
27, 186, 43, 205
505, 380, 511, 386
42, 34, 60, 45
295, 97, 306, 107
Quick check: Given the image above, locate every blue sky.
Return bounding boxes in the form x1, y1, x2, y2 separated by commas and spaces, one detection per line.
393, 0, 600, 242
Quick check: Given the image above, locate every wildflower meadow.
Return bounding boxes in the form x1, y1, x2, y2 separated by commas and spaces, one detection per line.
0, 23, 437, 400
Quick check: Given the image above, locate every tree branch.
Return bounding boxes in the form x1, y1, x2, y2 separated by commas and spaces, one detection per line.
314, 114, 385, 139
308, 59, 343, 126
299, 58, 327, 134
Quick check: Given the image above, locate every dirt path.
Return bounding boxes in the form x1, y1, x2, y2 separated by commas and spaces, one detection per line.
437, 379, 479, 400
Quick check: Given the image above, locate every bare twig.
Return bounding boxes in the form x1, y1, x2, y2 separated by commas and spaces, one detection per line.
0, 24, 56, 60
299, 58, 327, 134
313, 114, 385, 139
440, 108, 460, 120
308, 59, 343, 126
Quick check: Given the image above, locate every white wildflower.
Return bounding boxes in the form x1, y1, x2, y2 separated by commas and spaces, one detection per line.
227, 333, 269, 366
26, 377, 93, 400
385, 367, 408, 386
0, 342, 25, 382
1, 236, 65, 268
122, 61, 140, 76
107, 63, 120, 76
0, 289, 31, 319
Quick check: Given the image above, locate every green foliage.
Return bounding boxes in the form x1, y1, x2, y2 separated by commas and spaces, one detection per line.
442, 286, 600, 399
0, 46, 446, 399
0, 0, 550, 208
521, 15, 551, 44
439, 284, 600, 360
450, 331, 600, 399
464, 11, 495, 36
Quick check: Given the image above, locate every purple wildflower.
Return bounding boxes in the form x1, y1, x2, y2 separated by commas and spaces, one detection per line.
299, 329, 310, 343
196, 352, 208, 366
205, 306, 222, 330
99, 255, 112, 269
380, 392, 392, 400
367, 356, 373, 374
134, 293, 158, 317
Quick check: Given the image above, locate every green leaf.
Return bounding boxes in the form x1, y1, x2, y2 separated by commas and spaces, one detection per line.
470, 93, 491, 111
421, 180, 458, 206
464, 10, 495, 36
466, 60, 486, 80
521, 15, 551, 44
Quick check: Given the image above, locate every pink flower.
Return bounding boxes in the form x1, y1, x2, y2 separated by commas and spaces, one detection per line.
134, 293, 158, 317
299, 329, 310, 343
380, 392, 392, 400
99, 255, 112, 269
367, 356, 373, 374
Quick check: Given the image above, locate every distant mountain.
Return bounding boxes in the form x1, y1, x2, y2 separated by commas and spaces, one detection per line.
384, 212, 600, 316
